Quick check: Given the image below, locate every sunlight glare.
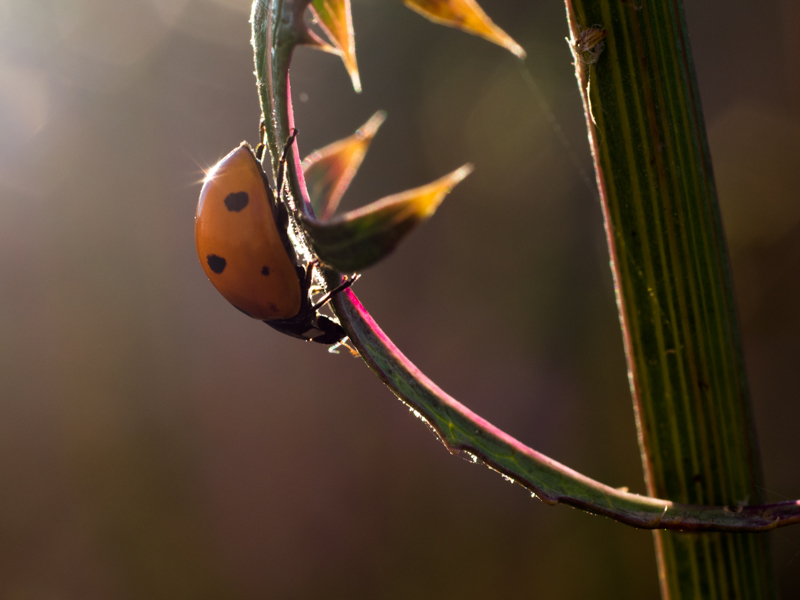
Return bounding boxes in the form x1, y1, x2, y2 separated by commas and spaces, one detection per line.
201, 158, 223, 185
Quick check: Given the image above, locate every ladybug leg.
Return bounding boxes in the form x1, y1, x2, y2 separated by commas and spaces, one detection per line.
304, 259, 359, 308
275, 128, 298, 196
330, 337, 360, 356
255, 119, 268, 161
311, 273, 361, 311
290, 263, 314, 313
272, 187, 290, 230
303, 259, 317, 290
304, 259, 325, 295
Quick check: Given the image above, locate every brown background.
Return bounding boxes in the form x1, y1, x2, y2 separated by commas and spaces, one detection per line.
0, 0, 798, 598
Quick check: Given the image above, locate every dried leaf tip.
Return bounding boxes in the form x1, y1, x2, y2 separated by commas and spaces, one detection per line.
399, 163, 474, 219
310, 0, 361, 92
403, 0, 526, 59
302, 164, 474, 272
302, 111, 388, 220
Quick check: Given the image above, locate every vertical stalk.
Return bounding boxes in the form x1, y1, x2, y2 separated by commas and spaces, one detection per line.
563, 1, 774, 597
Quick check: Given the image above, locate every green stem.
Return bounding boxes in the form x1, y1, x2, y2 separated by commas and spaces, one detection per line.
251, 0, 315, 220
565, 0, 774, 596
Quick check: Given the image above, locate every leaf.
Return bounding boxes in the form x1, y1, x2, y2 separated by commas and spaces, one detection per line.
403, 0, 526, 59
302, 164, 473, 272
302, 111, 387, 220
310, 0, 361, 92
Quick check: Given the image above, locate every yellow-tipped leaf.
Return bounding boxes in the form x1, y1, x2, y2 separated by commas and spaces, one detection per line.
302, 164, 474, 272
310, 0, 361, 92
403, 0, 525, 59
302, 111, 387, 220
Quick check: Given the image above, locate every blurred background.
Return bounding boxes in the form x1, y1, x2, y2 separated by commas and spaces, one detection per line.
0, 0, 798, 598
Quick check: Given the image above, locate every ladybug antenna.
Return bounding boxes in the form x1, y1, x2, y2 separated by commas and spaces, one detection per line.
276, 128, 299, 195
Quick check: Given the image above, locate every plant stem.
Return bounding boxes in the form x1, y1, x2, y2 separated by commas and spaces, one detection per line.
564, 0, 774, 597
251, 0, 800, 539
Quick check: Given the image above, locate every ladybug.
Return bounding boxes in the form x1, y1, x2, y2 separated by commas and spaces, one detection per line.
195, 132, 357, 344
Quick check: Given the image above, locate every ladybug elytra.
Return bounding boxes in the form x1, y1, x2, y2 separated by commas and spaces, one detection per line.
195, 133, 357, 344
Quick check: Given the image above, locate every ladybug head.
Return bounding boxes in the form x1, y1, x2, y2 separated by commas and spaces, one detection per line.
265, 314, 346, 345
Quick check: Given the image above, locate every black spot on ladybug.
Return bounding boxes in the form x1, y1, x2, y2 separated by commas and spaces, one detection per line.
261, 266, 270, 276
224, 191, 249, 212
234, 305, 253, 318
207, 254, 226, 274
268, 302, 278, 312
